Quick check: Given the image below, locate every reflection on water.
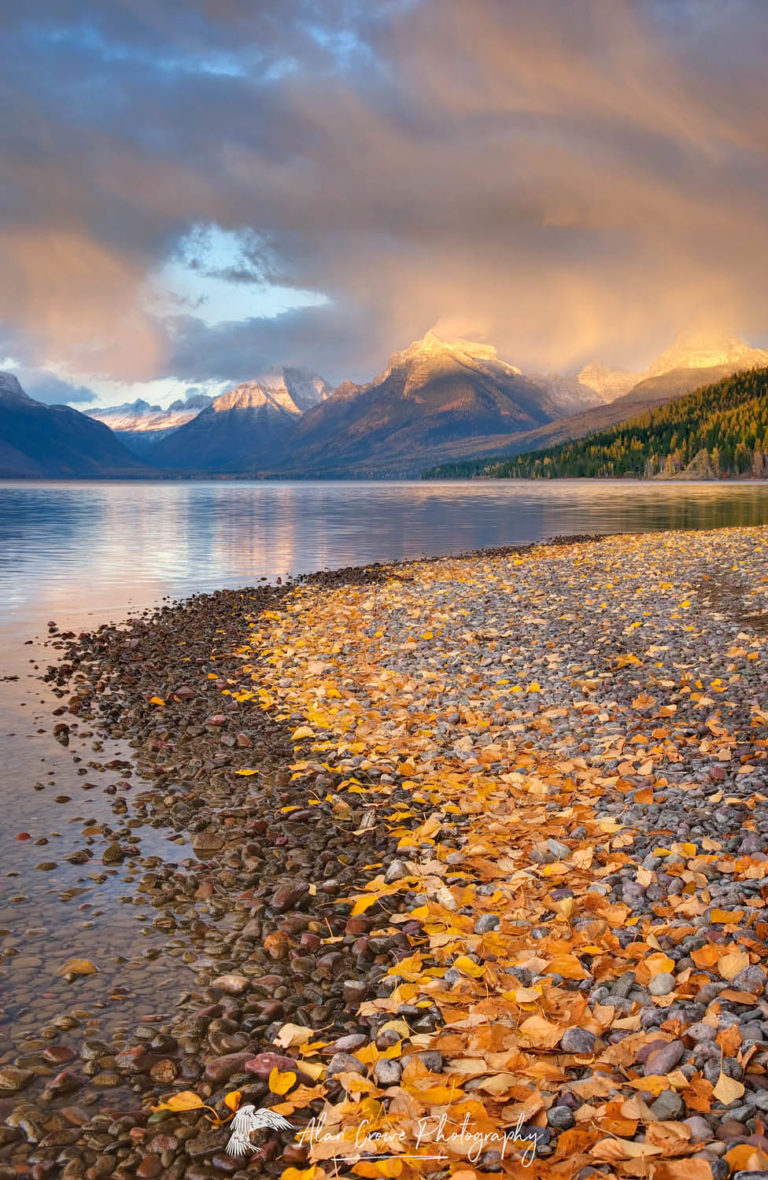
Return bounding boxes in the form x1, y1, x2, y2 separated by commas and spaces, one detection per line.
3, 479, 768, 629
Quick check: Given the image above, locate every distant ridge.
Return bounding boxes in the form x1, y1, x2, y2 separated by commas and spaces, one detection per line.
0, 373, 149, 477
457, 366, 768, 480
148, 367, 331, 470
87, 394, 214, 456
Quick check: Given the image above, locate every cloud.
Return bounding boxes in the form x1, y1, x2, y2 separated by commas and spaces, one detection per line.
16, 368, 97, 405
1, 0, 768, 386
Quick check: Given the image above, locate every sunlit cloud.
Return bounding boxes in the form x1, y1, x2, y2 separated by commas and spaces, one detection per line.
1, 0, 767, 395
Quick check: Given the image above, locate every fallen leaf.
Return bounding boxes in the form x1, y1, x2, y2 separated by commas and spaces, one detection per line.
273, 1023, 315, 1049
150, 1090, 207, 1113
719, 951, 750, 980
57, 958, 98, 978
713, 1070, 745, 1104
269, 1067, 297, 1095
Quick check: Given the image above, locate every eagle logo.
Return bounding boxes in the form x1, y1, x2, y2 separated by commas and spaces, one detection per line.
225, 1104, 295, 1157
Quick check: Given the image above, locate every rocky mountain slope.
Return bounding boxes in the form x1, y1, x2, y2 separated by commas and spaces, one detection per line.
428, 336, 768, 474
0, 373, 149, 478
272, 334, 603, 477
149, 368, 331, 470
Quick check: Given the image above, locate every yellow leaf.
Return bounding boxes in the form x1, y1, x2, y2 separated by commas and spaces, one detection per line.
528, 682, 541, 693
713, 1070, 745, 1104
350, 894, 378, 916
379, 1019, 411, 1039
282, 1168, 317, 1180
149, 696, 166, 706
269, 1066, 297, 1095
420, 1083, 462, 1103
291, 726, 315, 741
297, 1060, 324, 1081
224, 1090, 242, 1112
150, 1090, 206, 1113
452, 955, 485, 978
235, 768, 259, 776
719, 951, 750, 980
503, 986, 542, 1003
58, 958, 99, 977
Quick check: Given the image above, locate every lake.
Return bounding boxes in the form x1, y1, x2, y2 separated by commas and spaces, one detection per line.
5, 478, 768, 630
2, 477, 768, 1057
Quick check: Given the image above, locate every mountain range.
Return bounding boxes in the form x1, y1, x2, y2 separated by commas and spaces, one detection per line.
86, 393, 214, 455
455, 367, 768, 481
0, 373, 147, 478
3, 332, 768, 479
150, 368, 332, 470
269, 333, 606, 478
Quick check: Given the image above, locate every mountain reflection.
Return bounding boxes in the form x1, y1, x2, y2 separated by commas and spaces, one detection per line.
2, 479, 768, 630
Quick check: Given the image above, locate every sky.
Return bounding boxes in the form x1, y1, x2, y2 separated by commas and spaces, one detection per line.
2, 0, 768, 407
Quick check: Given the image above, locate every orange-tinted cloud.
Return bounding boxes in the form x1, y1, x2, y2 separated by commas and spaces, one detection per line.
1, 0, 767, 386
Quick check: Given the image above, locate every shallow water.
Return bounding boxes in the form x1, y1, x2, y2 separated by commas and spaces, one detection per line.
2, 477, 768, 1056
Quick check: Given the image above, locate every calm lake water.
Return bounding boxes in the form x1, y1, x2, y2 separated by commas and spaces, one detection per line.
2, 477, 768, 1058
5, 478, 768, 630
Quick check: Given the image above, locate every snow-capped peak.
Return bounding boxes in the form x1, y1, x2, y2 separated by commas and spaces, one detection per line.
212, 368, 331, 417
0, 371, 35, 404
647, 334, 768, 377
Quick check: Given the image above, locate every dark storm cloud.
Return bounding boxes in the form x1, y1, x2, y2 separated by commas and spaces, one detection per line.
1, 0, 768, 387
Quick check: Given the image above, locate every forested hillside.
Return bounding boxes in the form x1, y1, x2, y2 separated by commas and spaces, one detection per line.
426, 368, 768, 479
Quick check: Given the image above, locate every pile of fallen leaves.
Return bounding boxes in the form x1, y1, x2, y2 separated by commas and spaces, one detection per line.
167, 528, 768, 1178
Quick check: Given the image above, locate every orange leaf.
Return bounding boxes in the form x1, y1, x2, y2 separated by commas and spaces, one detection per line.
691, 944, 722, 968
224, 1090, 242, 1112
269, 1066, 297, 1095
519, 1014, 563, 1050
724, 1145, 768, 1173
651, 1163, 717, 1180
150, 1090, 206, 1113
354, 1161, 403, 1178
710, 908, 745, 924
716, 1025, 742, 1056
546, 953, 588, 980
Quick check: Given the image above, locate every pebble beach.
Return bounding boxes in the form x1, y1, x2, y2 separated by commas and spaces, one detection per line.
2, 527, 768, 1179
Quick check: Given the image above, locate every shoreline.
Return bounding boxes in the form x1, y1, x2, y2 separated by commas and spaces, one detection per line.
2, 527, 768, 1177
